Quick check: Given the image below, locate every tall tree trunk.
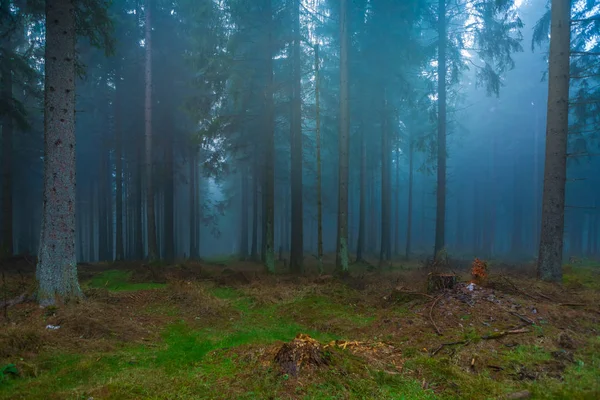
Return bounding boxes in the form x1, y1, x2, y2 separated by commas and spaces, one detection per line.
511, 161, 523, 257
163, 120, 174, 261
263, 0, 275, 272
251, 155, 259, 261
356, 126, 366, 262
405, 141, 414, 259
240, 166, 249, 260
290, 0, 304, 274
336, 0, 350, 273
114, 63, 124, 261
1, 0, 13, 257
537, 0, 570, 281
89, 184, 95, 262
36, 0, 81, 305
394, 144, 400, 256
144, 0, 158, 260
189, 148, 197, 259
434, 0, 447, 258
135, 146, 144, 259
314, 44, 323, 271
380, 92, 391, 265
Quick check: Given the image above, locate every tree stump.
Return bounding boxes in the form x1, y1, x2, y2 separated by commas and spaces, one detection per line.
274, 334, 330, 377
427, 272, 457, 293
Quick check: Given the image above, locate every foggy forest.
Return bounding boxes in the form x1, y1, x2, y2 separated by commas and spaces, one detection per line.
0, 0, 599, 398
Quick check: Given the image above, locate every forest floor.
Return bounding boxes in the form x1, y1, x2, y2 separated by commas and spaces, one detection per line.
0, 255, 599, 399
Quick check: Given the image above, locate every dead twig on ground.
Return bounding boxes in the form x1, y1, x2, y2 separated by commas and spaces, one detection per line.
509, 311, 535, 325
429, 294, 444, 336
481, 328, 530, 340
431, 339, 470, 356
533, 290, 556, 302
499, 275, 539, 301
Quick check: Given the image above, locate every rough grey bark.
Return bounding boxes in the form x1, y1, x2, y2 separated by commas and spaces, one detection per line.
336, 0, 350, 273
434, 0, 447, 258
144, 0, 158, 260
1, 0, 14, 257
36, 0, 82, 305
289, 0, 303, 274
537, 0, 570, 281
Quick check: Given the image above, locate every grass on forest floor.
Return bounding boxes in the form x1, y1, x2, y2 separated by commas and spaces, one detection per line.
0, 259, 599, 399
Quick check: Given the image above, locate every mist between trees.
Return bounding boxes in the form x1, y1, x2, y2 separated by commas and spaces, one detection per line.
0, 0, 598, 299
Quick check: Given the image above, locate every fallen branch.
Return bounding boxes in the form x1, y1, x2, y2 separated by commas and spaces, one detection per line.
558, 303, 587, 307
481, 328, 530, 340
429, 294, 444, 336
533, 291, 556, 302
0, 292, 27, 309
431, 340, 470, 356
509, 311, 535, 325
499, 275, 539, 301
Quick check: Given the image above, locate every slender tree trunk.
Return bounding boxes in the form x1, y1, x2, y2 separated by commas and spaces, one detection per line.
263, 0, 275, 272
315, 44, 323, 271
434, 0, 447, 258
1, 0, 14, 257
251, 155, 259, 261
394, 145, 400, 256
405, 141, 414, 259
336, 0, 350, 273
289, 0, 304, 274
163, 119, 174, 261
114, 63, 124, 261
135, 146, 144, 259
89, 184, 95, 262
380, 92, 391, 265
36, 0, 82, 305
240, 166, 249, 260
511, 161, 523, 257
537, 0, 570, 281
356, 126, 366, 262
189, 148, 197, 258
144, 0, 158, 260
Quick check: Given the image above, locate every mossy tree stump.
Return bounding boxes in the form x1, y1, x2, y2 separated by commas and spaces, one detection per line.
427, 272, 457, 293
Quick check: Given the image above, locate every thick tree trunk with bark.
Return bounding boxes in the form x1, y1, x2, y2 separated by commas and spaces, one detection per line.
144, 0, 158, 260
36, 0, 82, 305
537, 0, 570, 281
336, 0, 350, 273
434, 0, 447, 258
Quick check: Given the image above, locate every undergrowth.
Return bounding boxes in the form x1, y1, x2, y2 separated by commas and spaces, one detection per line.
0, 263, 599, 399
